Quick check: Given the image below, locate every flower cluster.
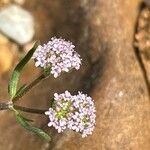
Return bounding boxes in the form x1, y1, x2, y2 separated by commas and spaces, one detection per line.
45, 91, 96, 138
32, 37, 81, 78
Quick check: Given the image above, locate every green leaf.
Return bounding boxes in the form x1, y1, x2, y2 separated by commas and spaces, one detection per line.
13, 84, 27, 100
8, 42, 39, 99
21, 115, 33, 122
16, 113, 51, 141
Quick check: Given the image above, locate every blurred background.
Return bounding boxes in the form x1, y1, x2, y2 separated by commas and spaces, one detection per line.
0, 0, 149, 150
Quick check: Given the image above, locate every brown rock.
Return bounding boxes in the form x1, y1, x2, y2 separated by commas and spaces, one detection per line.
135, 6, 150, 90
0, 44, 14, 74
135, 7, 150, 53
0, 33, 18, 75
0, 0, 91, 150
0, 0, 149, 150
51, 0, 150, 150
0, 33, 9, 44
0, 0, 12, 7
13, 0, 25, 5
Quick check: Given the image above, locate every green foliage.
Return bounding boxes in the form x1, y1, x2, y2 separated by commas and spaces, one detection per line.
14, 84, 27, 97
7, 41, 51, 141
16, 113, 51, 141
8, 42, 39, 99
43, 67, 51, 76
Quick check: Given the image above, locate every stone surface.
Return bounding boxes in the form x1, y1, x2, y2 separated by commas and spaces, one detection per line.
14, 0, 25, 5
0, 1, 91, 150
0, 33, 17, 75
0, 44, 14, 74
0, 0, 10, 6
50, 0, 150, 149
0, 33, 9, 44
135, 7, 150, 53
0, 0, 149, 150
135, 6, 150, 89
0, 5, 34, 45
144, 0, 150, 6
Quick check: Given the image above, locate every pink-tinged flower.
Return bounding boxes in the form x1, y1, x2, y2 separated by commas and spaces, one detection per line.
32, 37, 81, 78
45, 91, 96, 138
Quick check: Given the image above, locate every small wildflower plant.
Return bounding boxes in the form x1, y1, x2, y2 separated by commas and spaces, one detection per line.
0, 37, 96, 141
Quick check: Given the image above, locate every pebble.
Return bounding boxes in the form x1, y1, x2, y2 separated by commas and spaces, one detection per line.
0, 5, 34, 45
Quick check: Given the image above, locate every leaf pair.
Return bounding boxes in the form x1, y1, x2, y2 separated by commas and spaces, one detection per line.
16, 113, 51, 141
8, 41, 39, 99
8, 42, 51, 141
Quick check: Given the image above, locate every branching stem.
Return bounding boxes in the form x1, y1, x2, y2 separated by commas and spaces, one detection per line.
12, 73, 47, 101
0, 102, 47, 114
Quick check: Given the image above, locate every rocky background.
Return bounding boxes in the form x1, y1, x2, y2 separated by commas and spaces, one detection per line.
0, 0, 149, 150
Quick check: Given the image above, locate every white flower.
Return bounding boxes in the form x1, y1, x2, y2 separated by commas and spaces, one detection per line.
45, 91, 96, 137
32, 37, 81, 78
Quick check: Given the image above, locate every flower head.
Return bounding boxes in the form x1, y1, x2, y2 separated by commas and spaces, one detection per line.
45, 91, 96, 138
32, 37, 81, 78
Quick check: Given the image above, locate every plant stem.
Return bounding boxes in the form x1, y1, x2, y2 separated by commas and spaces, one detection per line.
13, 73, 47, 101
13, 105, 47, 114
0, 102, 9, 110
0, 102, 47, 114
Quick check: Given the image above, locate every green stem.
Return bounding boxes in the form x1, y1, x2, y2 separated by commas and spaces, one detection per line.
13, 73, 47, 101
0, 102, 47, 114
13, 105, 47, 114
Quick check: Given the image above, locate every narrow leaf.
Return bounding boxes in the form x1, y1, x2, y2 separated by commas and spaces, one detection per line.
8, 42, 39, 98
21, 115, 33, 122
13, 84, 27, 100
16, 113, 51, 141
